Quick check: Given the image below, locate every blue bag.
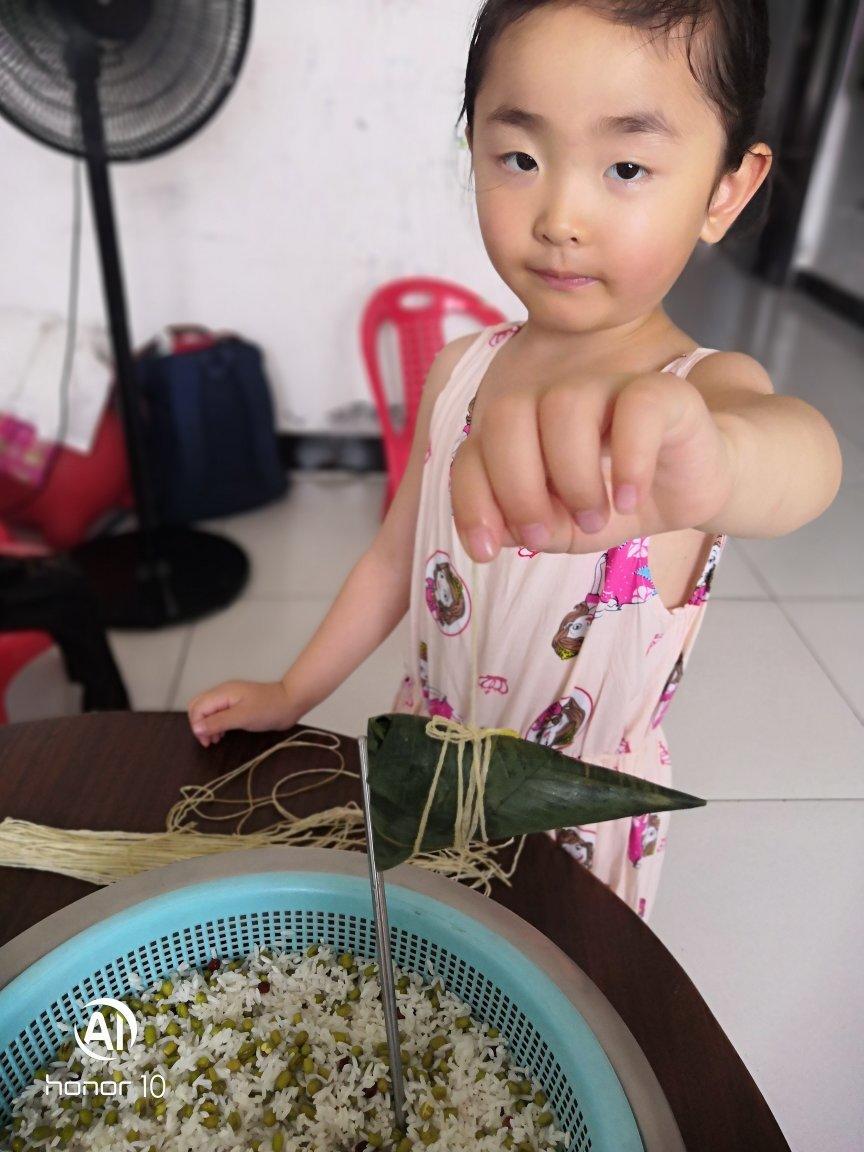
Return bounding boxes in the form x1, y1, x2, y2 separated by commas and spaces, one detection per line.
138, 337, 288, 524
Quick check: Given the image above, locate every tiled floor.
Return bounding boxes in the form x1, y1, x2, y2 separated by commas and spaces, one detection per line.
7, 256, 863, 1150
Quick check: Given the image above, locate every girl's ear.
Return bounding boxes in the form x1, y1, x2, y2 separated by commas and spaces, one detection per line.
700, 143, 772, 244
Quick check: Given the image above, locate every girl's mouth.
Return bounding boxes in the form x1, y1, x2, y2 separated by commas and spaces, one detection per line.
532, 269, 598, 291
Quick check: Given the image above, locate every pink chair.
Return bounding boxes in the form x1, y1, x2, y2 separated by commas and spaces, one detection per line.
0, 523, 53, 725
360, 278, 505, 512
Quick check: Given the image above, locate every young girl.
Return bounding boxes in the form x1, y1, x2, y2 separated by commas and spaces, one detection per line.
188, 0, 841, 919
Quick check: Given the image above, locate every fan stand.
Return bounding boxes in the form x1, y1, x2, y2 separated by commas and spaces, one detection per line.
63, 20, 249, 628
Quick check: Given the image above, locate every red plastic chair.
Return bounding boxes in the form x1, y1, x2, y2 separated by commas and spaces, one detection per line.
360, 278, 505, 511
0, 523, 53, 725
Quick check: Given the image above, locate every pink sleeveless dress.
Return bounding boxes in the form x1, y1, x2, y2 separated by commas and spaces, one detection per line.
392, 321, 725, 920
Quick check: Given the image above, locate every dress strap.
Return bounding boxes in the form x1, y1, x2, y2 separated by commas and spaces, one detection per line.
661, 347, 719, 378
451, 321, 519, 387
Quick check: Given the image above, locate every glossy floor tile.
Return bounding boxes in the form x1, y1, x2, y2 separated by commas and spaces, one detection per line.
735, 483, 864, 599
174, 594, 409, 736
783, 599, 864, 720
109, 625, 192, 712
651, 800, 864, 1152
663, 599, 864, 799
5, 645, 80, 722
200, 472, 387, 601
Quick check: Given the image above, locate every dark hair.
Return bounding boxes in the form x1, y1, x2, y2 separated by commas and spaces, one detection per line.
458, 0, 770, 180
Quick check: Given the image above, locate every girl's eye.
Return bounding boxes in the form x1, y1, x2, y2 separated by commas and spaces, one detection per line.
606, 161, 648, 183
500, 151, 537, 173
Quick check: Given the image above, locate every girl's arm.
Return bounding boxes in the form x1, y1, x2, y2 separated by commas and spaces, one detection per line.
451, 350, 842, 562
686, 351, 843, 537
277, 332, 478, 713
188, 331, 478, 744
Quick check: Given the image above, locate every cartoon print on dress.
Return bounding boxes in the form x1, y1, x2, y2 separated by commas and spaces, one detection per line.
478, 675, 509, 696
687, 535, 723, 607
657, 738, 671, 767
455, 323, 522, 455
551, 602, 595, 660
394, 674, 415, 712
527, 689, 593, 749
463, 393, 476, 437
555, 825, 596, 869
517, 547, 539, 559
617, 736, 632, 755
450, 326, 522, 489
650, 652, 685, 730
645, 631, 664, 656
424, 550, 471, 635
417, 641, 461, 721
448, 395, 476, 497
628, 813, 662, 867
584, 538, 655, 619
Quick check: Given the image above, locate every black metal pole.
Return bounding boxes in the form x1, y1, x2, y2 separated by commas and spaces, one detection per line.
70, 31, 162, 564
53, 18, 250, 629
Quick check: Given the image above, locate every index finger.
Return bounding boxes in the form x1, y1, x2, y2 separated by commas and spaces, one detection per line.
475, 393, 561, 550
450, 438, 508, 561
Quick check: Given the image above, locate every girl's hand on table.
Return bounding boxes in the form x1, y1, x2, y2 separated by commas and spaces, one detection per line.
187, 680, 300, 747
451, 369, 735, 561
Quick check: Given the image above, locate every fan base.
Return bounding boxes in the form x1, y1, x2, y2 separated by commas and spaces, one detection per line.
72, 526, 249, 629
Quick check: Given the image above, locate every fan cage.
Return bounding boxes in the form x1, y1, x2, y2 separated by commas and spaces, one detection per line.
0, 0, 253, 161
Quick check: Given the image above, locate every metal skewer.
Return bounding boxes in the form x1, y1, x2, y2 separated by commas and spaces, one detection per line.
358, 734, 407, 1131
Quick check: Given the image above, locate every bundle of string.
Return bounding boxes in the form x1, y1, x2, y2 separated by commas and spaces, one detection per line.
413, 715, 521, 858
411, 557, 526, 874
0, 719, 523, 894
0, 563, 529, 890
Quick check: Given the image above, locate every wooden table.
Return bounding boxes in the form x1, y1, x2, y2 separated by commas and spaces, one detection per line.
0, 713, 789, 1151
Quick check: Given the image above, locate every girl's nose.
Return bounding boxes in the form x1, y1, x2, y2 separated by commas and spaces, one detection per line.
535, 187, 585, 246
536, 214, 582, 245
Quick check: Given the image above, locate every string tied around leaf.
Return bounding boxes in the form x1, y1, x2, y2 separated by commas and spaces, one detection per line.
412, 716, 520, 857
0, 724, 526, 896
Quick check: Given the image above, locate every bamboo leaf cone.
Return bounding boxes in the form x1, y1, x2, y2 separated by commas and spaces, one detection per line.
366, 714, 706, 871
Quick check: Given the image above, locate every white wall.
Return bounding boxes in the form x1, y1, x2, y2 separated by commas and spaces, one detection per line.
0, 1, 522, 431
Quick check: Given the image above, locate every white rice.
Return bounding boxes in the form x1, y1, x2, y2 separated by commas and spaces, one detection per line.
3, 946, 569, 1151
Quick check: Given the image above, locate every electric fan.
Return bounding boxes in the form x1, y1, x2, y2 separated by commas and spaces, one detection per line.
0, 0, 255, 628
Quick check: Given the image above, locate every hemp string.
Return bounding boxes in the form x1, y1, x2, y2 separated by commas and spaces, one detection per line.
0, 559, 528, 892
0, 703, 524, 893
412, 558, 526, 869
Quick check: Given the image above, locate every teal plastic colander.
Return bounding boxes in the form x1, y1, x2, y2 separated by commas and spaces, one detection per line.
0, 850, 676, 1151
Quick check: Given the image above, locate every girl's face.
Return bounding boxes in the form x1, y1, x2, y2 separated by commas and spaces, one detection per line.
541, 712, 565, 743
567, 614, 588, 639
435, 568, 453, 605
469, 4, 749, 341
